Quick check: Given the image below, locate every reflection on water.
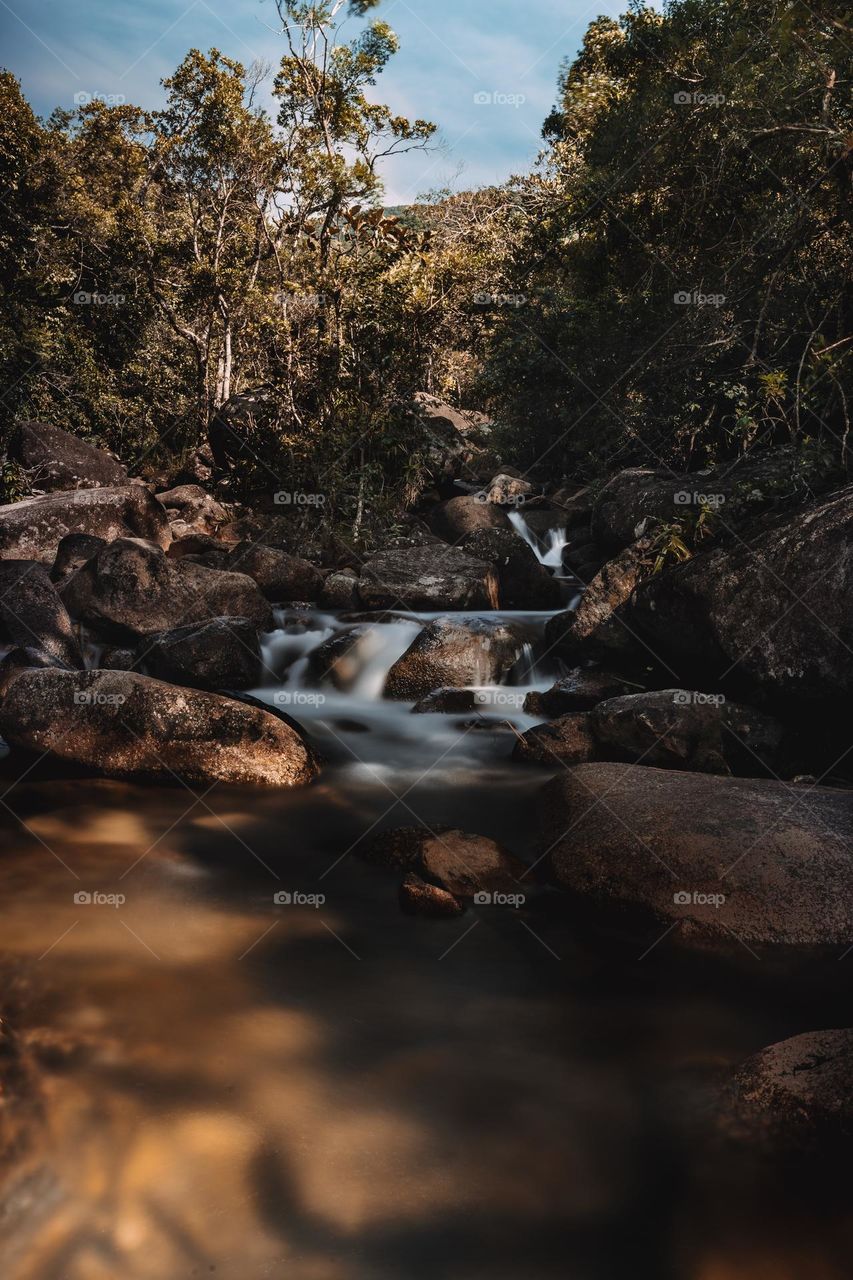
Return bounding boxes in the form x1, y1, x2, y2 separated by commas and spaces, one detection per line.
0, 608, 851, 1278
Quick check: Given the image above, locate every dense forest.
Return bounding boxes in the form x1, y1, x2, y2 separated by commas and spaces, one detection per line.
2, 0, 850, 527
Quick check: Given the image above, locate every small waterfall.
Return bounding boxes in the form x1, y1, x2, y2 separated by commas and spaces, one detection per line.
508, 511, 570, 579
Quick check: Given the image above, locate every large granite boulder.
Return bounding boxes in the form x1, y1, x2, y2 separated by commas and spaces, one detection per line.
384, 616, 532, 701
541, 763, 853, 948
0, 487, 170, 563
227, 542, 323, 602
358, 546, 498, 612
60, 538, 273, 638
0, 560, 83, 668
630, 486, 853, 705
143, 617, 262, 691
0, 668, 317, 787
9, 420, 128, 491
430, 495, 508, 543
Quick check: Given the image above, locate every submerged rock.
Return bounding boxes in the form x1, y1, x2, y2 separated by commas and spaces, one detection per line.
0, 668, 317, 787
364, 825, 527, 907
359, 546, 498, 612
0, 486, 170, 563
541, 763, 853, 948
384, 616, 530, 700
399, 873, 465, 918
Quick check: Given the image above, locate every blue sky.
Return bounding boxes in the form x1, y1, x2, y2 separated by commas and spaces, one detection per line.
0, 0, 636, 201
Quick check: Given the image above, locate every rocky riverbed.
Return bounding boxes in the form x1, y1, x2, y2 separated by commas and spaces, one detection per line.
0, 411, 851, 1278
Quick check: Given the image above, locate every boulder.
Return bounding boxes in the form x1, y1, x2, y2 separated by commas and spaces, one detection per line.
359, 546, 498, 612
630, 486, 853, 705
9, 420, 128, 491
319, 569, 361, 610
513, 714, 597, 766
589, 690, 782, 775
461, 528, 562, 609
363, 826, 526, 900
305, 626, 380, 691
524, 669, 638, 718
430, 494, 508, 543
399, 873, 465, 918
720, 1029, 853, 1153
591, 456, 826, 552
550, 485, 594, 528
552, 543, 647, 655
143, 618, 261, 691
0, 561, 82, 668
412, 688, 482, 714
154, 485, 228, 538
384, 616, 531, 701
227, 542, 323, 602
50, 533, 106, 585
0, 487, 171, 563
60, 539, 273, 638
542, 763, 853, 948
0, 668, 317, 787
480, 474, 536, 506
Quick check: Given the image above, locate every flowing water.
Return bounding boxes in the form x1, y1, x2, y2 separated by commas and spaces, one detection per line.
0, 525, 850, 1279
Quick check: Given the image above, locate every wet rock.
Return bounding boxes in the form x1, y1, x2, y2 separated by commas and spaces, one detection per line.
589, 690, 782, 775
319, 568, 361, 610
0, 560, 83, 668
720, 1029, 853, 1153
513, 714, 596, 765
630, 485, 853, 706
0, 667, 317, 787
412, 688, 482, 714
155, 484, 228, 538
551, 543, 648, 656
144, 617, 262, 691
0, 486, 171, 563
524, 669, 638, 718
541, 763, 853, 948
50, 533, 107, 584
227, 542, 323, 602
385, 616, 531, 700
305, 626, 380, 691
460, 528, 563, 609
399, 872, 465, 918
359, 546, 498, 612
429, 495, 508, 543
9, 420, 128, 491
363, 826, 526, 899
61, 538, 273, 638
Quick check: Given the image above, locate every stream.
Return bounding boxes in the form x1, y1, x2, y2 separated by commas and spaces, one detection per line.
0, 517, 850, 1279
